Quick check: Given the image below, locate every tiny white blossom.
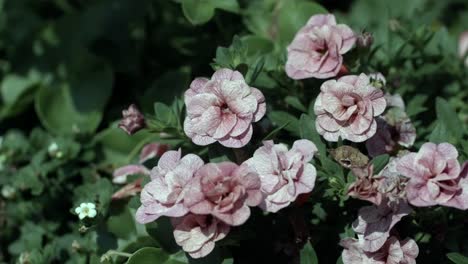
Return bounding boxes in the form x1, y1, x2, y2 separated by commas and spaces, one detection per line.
48, 142, 63, 158
74, 202, 97, 220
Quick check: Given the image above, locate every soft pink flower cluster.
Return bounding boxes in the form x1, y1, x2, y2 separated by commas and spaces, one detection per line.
314, 73, 387, 142
397, 142, 468, 209
286, 14, 356, 79
135, 139, 318, 258
184, 69, 266, 148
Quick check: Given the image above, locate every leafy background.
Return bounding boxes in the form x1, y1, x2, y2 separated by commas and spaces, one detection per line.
0, 0, 467, 263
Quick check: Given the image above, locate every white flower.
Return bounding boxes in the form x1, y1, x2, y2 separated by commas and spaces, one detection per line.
74, 203, 97, 220
48, 142, 63, 158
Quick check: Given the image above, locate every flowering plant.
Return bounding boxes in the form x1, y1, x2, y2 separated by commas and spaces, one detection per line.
1, 1, 467, 264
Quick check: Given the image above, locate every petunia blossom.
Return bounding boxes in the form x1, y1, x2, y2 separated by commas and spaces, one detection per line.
135, 149, 204, 224
341, 236, 418, 264
184, 162, 262, 226
352, 201, 412, 252
172, 214, 230, 259
286, 14, 356, 79
184, 68, 266, 148
314, 73, 387, 142
112, 165, 150, 184
139, 143, 169, 163
397, 142, 468, 209
118, 104, 145, 135
348, 165, 383, 205
245, 140, 318, 213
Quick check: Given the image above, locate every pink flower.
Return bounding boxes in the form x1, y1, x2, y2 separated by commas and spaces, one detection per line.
139, 143, 169, 163
459, 31, 468, 67
112, 165, 150, 184
112, 179, 143, 200
341, 236, 419, 264
172, 214, 229, 258
184, 68, 266, 148
397, 142, 468, 210
118, 104, 145, 135
135, 150, 204, 224
314, 73, 387, 142
184, 162, 262, 226
377, 158, 409, 203
286, 14, 356, 79
352, 201, 412, 252
245, 140, 318, 213
348, 165, 383, 205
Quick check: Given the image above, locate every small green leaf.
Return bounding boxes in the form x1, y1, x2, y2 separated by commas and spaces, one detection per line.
299, 114, 326, 157
181, 0, 239, 25
146, 218, 180, 253
285, 96, 307, 112
447, 252, 468, 264
300, 242, 318, 264
435, 97, 464, 141
268, 111, 300, 135
371, 154, 390, 174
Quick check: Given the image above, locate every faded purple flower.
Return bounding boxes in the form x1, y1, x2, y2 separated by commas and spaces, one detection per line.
357, 31, 374, 48
184, 162, 262, 226
119, 104, 145, 135
245, 140, 318, 213
352, 201, 412, 252
285, 14, 356, 79
314, 73, 387, 142
341, 236, 419, 264
172, 214, 230, 258
135, 150, 204, 224
348, 165, 383, 205
397, 142, 468, 210
183, 68, 266, 148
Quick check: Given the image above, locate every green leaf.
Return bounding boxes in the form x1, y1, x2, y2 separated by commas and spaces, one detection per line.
371, 154, 389, 174
299, 114, 326, 157
406, 94, 427, 117
146, 218, 180, 253
127, 247, 188, 264
435, 97, 464, 141
107, 206, 137, 240
300, 242, 318, 264
447, 253, 468, 264
429, 121, 449, 144
1, 73, 39, 104
268, 111, 300, 135
285, 96, 307, 112
181, 0, 239, 25
278, 0, 327, 45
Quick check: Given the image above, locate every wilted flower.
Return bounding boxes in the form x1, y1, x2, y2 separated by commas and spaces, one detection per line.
352, 201, 412, 252
330, 145, 369, 169
348, 165, 383, 205
112, 178, 143, 200
366, 117, 416, 157
118, 104, 145, 135
172, 214, 230, 258
397, 142, 468, 210
459, 31, 468, 66
285, 14, 356, 80
245, 140, 318, 213
357, 31, 373, 48
377, 158, 408, 203
184, 68, 266, 148
75, 203, 97, 220
314, 73, 387, 142
369, 72, 386, 89
341, 236, 418, 264
184, 162, 262, 226
135, 150, 204, 224
286, 14, 355, 79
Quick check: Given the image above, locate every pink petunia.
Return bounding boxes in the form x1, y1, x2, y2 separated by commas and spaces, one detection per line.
172, 214, 230, 259
286, 14, 356, 80
352, 201, 412, 252
314, 73, 387, 142
184, 162, 262, 226
397, 142, 468, 210
139, 143, 170, 163
245, 140, 318, 213
112, 164, 150, 184
341, 236, 419, 264
118, 104, 145, 135
135, 149, 204, 224
183, 68, 266, 148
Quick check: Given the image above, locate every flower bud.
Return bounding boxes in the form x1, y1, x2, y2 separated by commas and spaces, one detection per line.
356, 31, 373, 48
118, 104, 145, 135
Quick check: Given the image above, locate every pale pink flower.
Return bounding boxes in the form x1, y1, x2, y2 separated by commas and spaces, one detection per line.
172, 214, 229, 259
118, 104, 145, 135
341, 236, 418, 264
184, 68, 266, 148
348, 165, 383, 205
286, 14, 356, 79
245, 140, 318, 213
314, 73, 387, 142
135, 150, 204, 224
397, 142, 468, 210
352, 201, 412, 252
112, 179, 143, 200
459, 31, 468, 66
184, 162, 262, 226
139, 143, 169, 163
112, 165, 150, 184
